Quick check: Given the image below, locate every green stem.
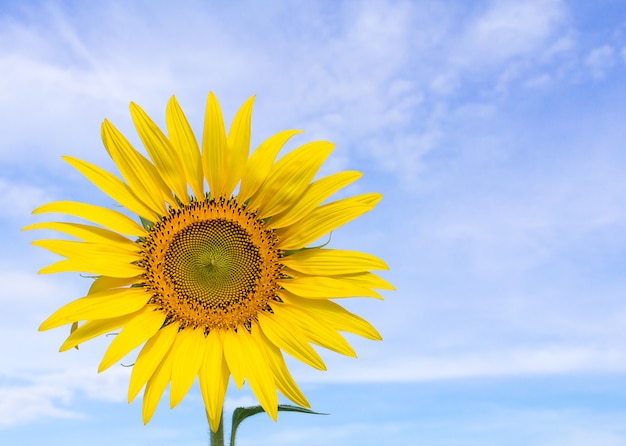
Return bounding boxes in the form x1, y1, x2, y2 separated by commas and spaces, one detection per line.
209, 410, 224, 446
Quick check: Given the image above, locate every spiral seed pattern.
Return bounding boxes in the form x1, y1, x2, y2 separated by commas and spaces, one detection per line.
140, 198, 282, 330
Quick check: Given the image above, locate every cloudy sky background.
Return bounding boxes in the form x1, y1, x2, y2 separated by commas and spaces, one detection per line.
2, 0, 626, 444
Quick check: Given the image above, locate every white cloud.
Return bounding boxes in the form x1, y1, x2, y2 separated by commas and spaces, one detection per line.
235, 408, 626, 446
224, 395, 258, 413
2, 3, 626, 443
434, 407, 626, 446
0, 0, 581, 187
455, 0, 567, 67
290, 345, 626, 383
0, 268, 74, 307
442, 0, 568, 78
251, 422, 411, 446
0, 380, 80, 427
524, 72, 552, 88
0, 0, 425, 173
0, 366, 129, 427
585, 44, 616, 78
0, 179, 54, 221
0, 264, 130, 428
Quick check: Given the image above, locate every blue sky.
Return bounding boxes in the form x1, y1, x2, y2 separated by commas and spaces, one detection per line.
2, 0, 626, 444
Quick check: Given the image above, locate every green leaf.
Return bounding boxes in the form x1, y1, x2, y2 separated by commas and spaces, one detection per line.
230, 405, 327, 446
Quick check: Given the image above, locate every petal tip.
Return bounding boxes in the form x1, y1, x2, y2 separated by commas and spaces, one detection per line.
98, 358, 114, 373
59, 341, 76, 352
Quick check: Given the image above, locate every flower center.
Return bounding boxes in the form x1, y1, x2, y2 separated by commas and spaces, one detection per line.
140, 198, 281, 330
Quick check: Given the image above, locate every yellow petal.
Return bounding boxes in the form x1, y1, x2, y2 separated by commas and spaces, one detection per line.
222, 329, 246, 389
58, 312, 137, 351
130, 102, 189, 203
38, 258, 143, 277
249, 141, 334, 219
62, 156, 157, 221
98, 305, 166, 372
202, 92, 228, 197
278, 276, 382, 299
281, 292, 382, 340
258, 312, 326, 370
32, 200, 145, 236
336, 271, 395, 290
199, 329, 229, 432
89, 275, 142, 294
101, 119, 172, 214
66, 288, 151, 323
223, 95, 254, 197
169, 327, 207, 408
31, 239, 139, 263
276, 193, 381, 250
273, 303, 355, 358
280, 248, 388, 275
39, 287, 151, 331
142, 344, 174, 424
238, 130, 302, 202
32, 239, 142, 278
267, 171, 362, 229
24, 221, 138, 250
260, 335, 309, 407
129, 322, 179, 403
241, 328, 278, 420
166, 96, 204, 198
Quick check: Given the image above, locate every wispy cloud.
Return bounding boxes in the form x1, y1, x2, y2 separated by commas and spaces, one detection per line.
0, 179, 54, 221
585, 44, 617, 79
0, 367, 129, 427
458, 0, 567, 65
3, 1, 626, 444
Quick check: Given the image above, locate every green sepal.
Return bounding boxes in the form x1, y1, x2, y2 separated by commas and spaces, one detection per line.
70, 321, 79, 350
229, 405, 327, 446
282, 232, 333, 257
140, 216, 154, 231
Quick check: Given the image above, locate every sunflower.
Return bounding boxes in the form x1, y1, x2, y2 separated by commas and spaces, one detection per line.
26, 93, 392, 431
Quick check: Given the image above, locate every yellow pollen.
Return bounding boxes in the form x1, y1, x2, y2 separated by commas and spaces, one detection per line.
140, 198, 282, 330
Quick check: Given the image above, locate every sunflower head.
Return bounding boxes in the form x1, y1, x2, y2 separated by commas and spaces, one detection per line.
26, 92, 393, 431
140, 196, 282, 331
